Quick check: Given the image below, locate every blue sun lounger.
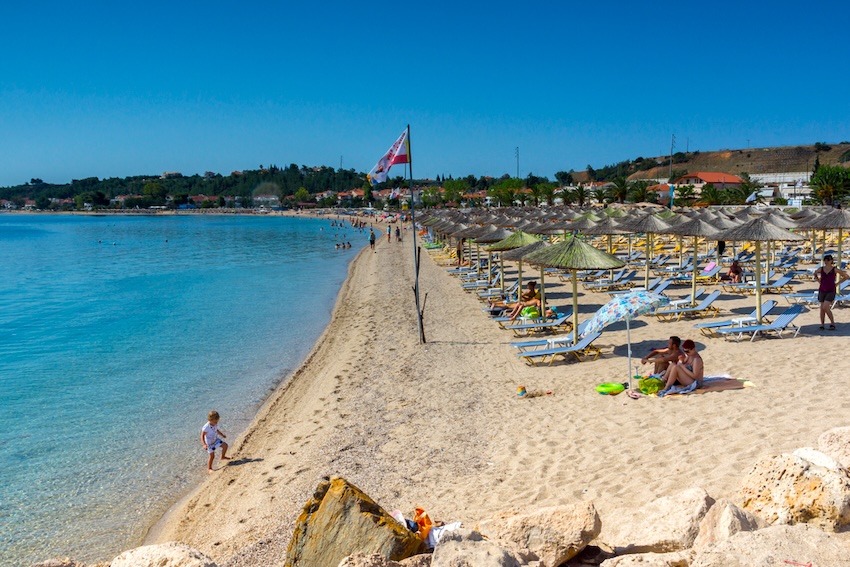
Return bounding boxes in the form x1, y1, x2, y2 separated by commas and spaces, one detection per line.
714, 304, 804, 342
693, 300, 777, 337
517, 331, 603, 366
655, 290, 721, 321
503, 315, 572, 336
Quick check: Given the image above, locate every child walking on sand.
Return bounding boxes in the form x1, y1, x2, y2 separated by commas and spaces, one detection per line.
201, 410, 230, 472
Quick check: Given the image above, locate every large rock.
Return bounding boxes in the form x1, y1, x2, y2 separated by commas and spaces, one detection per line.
286, 477, 425, 567
818, 426, 850, 469
602, 487, 714, 554
690, 523, 850, 567
738, 449, 850, 530
600, 550, 692, 566
337, 554, 403, 567
478, 503, 601, 566
110, 542, 217, 567
692, 498, 765, 551
29, 560, 87, 567
430, 529, 523, 567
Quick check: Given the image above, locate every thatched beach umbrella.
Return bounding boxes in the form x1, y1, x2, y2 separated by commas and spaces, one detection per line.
799, 208, 850, 267
524, 236, 625, 344
487, 230, 541, 293
666, 219, 721, 305
713, 217, 805, 323
500, 239, 549, 301
617, 214, 673, 288
475, 227, 516, 292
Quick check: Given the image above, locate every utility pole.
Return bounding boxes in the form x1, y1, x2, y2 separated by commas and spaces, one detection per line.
669, 134, 676, 181
515, 147, 520, 181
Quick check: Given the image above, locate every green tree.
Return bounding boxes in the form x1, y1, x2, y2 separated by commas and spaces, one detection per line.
675, 184, 696, 205
811, 165, 850, 205
609, 176, 630, 203
554, 171, 573, 187
538, 182, 556, 206
628, 180, 654, 203
570, 183, 588, 207
293, 187, 311, 203
592, 187, 607, 204
143, 182, 168, 202
443, 178, 469, 205
35, 196, 51, 210
699, 183, 723, 205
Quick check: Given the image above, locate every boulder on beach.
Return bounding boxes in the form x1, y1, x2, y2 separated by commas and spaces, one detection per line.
692, 498, 765, 551
286, 477, 425, 567
29, 559, 88, 567
599, 549, 693, 566
477, 502, 601, 566
110, 542, 217, 567
430, 529, 523, 567
690, 523, 850, 567
738, 448, 850, 530
337, 554, 404, 567
818, 426, 850, 470
601, 487, 715, 554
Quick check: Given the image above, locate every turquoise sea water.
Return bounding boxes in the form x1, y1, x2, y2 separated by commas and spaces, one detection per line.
0, 214, 361, 566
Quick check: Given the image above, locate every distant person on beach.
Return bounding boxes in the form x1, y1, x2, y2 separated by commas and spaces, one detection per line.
369, 229, 376, 250
201, 410, 230, 473
658, 339, 704, 396
395, 226, 401, 242
387, 225, 392, 242
641, 336, 682, 375
722, 260, 743, 283
815, 254, 849, 330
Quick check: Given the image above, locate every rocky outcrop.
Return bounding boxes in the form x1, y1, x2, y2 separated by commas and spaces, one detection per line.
738, 448, 850, 530
286, 477, 425, 567
29, 560, 89, 567
818, 426, 850, 469
337, 554, 403, 567
430, 529, 523, 567
691, 498, 765, 551
600, 550, 692, 567
690, 523, 850, 567
478, 503, 601, 566
602, 488, 714, 554
110, 542, 217, 567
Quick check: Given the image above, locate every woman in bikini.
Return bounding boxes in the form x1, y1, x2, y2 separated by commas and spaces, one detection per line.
658, 339, 703, 396
815, 254, 849, 330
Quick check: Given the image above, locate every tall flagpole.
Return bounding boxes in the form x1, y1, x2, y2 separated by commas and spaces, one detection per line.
407, 125, 426, 343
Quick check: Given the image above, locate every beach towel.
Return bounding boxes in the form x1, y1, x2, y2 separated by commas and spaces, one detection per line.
657, 374, 752, 397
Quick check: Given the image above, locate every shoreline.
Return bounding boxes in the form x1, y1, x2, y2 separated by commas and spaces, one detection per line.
146, 223, 850, 565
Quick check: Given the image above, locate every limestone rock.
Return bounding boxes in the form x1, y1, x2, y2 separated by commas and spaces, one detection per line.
602, 487, 714, 554
478, 503, 601, 566
29, 559, 87, 567
431, 528, 522, 567
600, 550, 693, 566
690, 523, 850, 567
110, 542, 217, 567
286, 477, 425, 567
399, 555, 432, 567
738, 450, 850, 530
692, 498, 765, 551
337, 553, 403, 567
818, 426, 850, 470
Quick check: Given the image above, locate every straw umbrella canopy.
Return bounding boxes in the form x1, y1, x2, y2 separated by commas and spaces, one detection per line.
799, 208, 850, 266
499, 239, 549, 299
665, 219, 721, 304
713, 217, 805, 322
524, 236, 625, 344
616, 214, 673, 288
476, 227, 517, 292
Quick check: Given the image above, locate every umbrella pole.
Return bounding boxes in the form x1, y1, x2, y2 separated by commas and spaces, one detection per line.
500, 256, 505, 293
822, 230, 827, 264
755, 241, 763, 323
645, 233, 651, 288
627, 315, 632, 390
692, 235, 698, 306
572, 269, 579, 345
608, 235, 614, 281
839, 228, 844, 270
517, 261, 523, 299
476, 244, 481, 277
678, 235, 684, 268
540, 266, 546, 318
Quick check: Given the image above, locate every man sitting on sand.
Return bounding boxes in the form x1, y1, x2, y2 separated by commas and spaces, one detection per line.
641, 336, 682, 375
658, 339, 704, 397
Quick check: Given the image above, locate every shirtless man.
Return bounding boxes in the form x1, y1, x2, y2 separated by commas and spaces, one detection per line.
641, 336, 682, 375
658, 339, 704, 396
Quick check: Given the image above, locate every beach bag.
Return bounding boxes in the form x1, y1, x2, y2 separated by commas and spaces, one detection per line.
520, 306, 540, 319
639, 377, 665, 395
413, 507, 433, 542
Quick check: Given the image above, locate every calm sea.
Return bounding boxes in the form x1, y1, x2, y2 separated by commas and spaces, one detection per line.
0, 213, 363, 566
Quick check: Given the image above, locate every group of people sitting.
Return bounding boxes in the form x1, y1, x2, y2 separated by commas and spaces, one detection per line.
489, 281, 561, 321
641, 335, 704, 396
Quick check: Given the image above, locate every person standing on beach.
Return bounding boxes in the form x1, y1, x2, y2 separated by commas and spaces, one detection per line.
201, 410, 230, 473
814, 254, 849, 330
387, 224, 392, 242
369, 229, 376, 251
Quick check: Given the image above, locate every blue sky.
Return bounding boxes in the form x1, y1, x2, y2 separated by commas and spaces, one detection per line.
2, 0, 848, 187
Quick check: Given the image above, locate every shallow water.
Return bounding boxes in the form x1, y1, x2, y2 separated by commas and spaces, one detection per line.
0, 214, 363, 565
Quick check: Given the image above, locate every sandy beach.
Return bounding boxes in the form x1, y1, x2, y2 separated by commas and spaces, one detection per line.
150, 220, 850, 565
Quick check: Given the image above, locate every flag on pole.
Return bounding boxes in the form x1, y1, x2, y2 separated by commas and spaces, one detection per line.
745, 191, 758, 203
367, 129, 410, 186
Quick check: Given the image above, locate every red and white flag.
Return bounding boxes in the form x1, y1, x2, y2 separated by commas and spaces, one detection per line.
367, 129, 410, 186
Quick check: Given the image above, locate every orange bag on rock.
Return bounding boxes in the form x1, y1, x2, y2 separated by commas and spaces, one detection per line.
413, 507, 432, 541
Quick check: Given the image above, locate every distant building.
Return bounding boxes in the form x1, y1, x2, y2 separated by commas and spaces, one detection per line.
161, 172, 183, 179
673, 172, 744, 189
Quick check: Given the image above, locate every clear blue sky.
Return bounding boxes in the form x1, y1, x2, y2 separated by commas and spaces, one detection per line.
2, 0, 848, 187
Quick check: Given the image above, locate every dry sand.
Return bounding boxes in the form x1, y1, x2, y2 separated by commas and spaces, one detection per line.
150, 223, 850, 565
